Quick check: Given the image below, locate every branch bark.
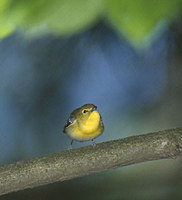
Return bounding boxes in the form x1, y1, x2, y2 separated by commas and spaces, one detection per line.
0, 128, 182, 196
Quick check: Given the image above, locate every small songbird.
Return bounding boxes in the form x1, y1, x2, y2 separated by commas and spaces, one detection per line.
63, 104, 104, 149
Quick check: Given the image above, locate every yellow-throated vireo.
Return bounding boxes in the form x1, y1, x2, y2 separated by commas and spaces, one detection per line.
63, 104, 104, 149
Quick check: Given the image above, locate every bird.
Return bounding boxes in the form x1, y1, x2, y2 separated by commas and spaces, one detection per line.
63, 104, 104, 149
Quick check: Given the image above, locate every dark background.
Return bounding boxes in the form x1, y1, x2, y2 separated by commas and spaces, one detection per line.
1, 1, 182, 199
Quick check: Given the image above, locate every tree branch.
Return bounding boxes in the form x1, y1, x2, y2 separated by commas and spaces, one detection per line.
1, 128, 182, 196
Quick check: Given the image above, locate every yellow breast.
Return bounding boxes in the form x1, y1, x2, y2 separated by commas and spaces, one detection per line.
80, 111, 100, 133
66, 111, 103, 141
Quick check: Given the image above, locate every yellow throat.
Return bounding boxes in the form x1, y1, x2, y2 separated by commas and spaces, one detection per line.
79, 110, 100, 133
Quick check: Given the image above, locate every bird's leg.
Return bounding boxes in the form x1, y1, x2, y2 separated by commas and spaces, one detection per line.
91, 139, 96, 148
68, 140, 73, 150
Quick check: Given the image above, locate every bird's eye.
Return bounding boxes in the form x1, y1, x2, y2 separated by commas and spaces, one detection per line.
83, 109, 87, 113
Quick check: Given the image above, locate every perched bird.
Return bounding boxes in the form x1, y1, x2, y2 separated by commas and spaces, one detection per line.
63, 104, 104, 149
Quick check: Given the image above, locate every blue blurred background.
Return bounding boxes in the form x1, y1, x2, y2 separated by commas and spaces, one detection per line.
0, 22, 175, 163
1, 0, 182, 199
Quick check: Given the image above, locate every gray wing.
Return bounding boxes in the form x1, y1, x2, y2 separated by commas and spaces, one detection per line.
63, 114, 76, 133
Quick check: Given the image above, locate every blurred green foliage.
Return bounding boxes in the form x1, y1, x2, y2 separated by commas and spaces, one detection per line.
0, 0, 182, 47
106, 0, 182, 47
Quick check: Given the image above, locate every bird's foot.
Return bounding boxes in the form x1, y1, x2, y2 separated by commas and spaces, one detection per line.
91, 139, 96, 148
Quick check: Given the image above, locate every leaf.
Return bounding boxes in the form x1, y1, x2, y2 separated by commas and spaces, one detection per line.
0, 0, 182, 48
0, 0, 29, 38
21, 0, 103, 37
0, 0, 13, 38
106, 0, 182, 47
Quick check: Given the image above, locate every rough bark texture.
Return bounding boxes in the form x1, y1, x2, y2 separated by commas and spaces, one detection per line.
0, 128, 182, 196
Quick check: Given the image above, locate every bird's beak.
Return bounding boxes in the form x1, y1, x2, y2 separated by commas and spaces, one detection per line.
91, 106, 97, 112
